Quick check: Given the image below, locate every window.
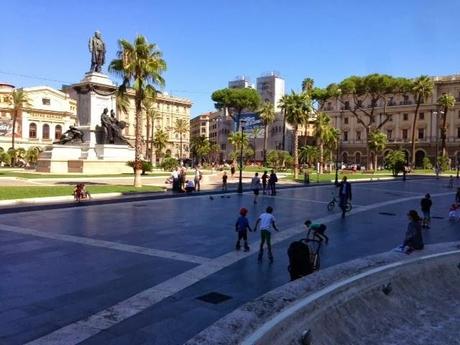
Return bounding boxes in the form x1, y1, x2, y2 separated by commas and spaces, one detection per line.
388, 115, 393, 122
356, 131, 361, 140
343, 131, 348, 141
344, 117, 349, 125
42, 98, 51, 105
458, 110, 460, 119
344, 101, 350, 110
419, 112, 424, 120
418, 128, 424, 139
42, 124, 50, 139
29, 123, 37, 138
387, 130, 392, 139
458, 127, 460, 139
402, 129, 408, 139
403, 113, 408, 121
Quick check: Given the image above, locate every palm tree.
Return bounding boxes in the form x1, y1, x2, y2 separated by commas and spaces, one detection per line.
142, 93, 160, 163
299, 145, 319, 166
410, 76, 433, 167
301, 77, 314, 95
252, 127, 261, 161
190, 135, 211, 165
279, 95, 290, 150
368, 130, 388, 172
283, 91, 312, 178
153, 129, 169, 162
313, 112, 337, 173
228, 131, 249, 152
438, 94, 456, 157
258, 101, 276, 165
174, 118, 189, 160
109, 34, 166, 187
8, 89, 31, 157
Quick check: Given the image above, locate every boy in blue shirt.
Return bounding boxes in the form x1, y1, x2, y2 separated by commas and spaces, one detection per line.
235, 208, 252, 251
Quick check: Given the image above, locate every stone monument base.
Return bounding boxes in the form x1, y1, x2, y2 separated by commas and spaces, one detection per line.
36, 144, 134, 174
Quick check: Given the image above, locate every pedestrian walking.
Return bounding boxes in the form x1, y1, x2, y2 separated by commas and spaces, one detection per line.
251, 172, 261, 204
222, 172, 228, 191
194, 167, 202, 192
338, 176, 352, 218
420, 193, 432, 228
269, 170, 278, 195
254, 206, 279, 263
235, 208, 252, 251
230, 164, 236, 178
261, 170, 268, 194
456, 187, 460, 203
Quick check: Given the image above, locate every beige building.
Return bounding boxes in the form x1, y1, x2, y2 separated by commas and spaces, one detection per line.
0, 83, 77, 152
324, 74, 460, 168
121, 91, 192, 160
190, 112, 211, 140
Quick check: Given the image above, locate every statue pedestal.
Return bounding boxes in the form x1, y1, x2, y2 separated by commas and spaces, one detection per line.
36, 72, 135, 174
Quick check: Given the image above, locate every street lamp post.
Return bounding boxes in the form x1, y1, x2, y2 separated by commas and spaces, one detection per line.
237, 120, 246, 193
335, 111, 343, 185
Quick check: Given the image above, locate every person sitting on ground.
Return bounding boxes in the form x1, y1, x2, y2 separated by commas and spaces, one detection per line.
398, 210, 424, 254
448, 203, 460, 221
73, 183, 91, 201
304, 220, 329, 244
185, 179, 195, 193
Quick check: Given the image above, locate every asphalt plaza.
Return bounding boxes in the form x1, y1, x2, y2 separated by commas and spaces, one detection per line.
1, 178, 459, 345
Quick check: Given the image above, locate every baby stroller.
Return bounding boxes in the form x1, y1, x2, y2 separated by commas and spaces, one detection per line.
287, 236, 323, 281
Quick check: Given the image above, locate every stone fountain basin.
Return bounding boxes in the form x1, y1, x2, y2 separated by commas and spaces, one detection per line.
186, 242, 460, 345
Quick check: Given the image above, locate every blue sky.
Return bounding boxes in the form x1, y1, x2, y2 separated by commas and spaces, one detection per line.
1, 0, 459, 117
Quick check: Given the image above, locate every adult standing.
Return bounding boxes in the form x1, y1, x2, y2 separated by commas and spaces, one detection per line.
261, 170, 269, 194
88, 31, 106, 73
251, 172, 261, 204
171, 167, 180, 192
194, 167, 202, 192
230, 164, 236, 178
269, 170, 278, 195
338, 176, 352, 218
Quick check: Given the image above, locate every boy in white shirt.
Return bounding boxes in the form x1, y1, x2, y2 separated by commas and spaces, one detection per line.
254, 206, 279, 263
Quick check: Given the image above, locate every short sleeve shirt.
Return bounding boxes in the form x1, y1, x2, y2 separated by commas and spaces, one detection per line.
258, 213, 275, 232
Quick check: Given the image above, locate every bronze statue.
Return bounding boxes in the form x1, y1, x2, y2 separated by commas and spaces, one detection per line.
89, 31, 106, 73
98, 108, 132, 146
54, 126, 84, 145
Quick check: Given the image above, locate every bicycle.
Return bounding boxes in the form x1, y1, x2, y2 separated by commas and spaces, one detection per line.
327, 191, 352, 212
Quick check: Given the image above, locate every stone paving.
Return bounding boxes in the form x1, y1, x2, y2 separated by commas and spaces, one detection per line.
0, 178, 459, 344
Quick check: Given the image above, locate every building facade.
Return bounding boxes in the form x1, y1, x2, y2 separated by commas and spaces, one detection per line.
0, 83, 77, 152
324, 74, 460, 168
121, 92, 192, 160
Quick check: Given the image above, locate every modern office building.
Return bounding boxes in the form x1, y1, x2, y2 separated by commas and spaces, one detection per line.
323, 74, 460, 168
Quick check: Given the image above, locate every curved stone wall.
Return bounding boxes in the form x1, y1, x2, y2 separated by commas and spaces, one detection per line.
186, 242, 460, 345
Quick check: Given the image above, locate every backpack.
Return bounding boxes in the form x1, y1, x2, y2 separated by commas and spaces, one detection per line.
287, 240, 313, 281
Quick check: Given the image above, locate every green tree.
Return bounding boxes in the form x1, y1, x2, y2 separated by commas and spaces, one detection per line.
313, 112, 337, 173
281, 91, 312, 178
258, 101, 276, 165
142, 90, 160, 163
25, 146, 42, 167
438, 94, 456, 158
174, 118, 189, 160
8, 89, 31, 164
368, 130, 388, 172
211, 88, 260, 131
422, 157, 433, 170
299, 145, 319, 165
301, 77, 314, 95
228, 131, 249, 152
385, 150, 406, 176
410, 76, 433, 167
267, 150, 293, 170
190, 136, 211, 164
109, 34, 166, 187
325, 74, 410, 169
209, 142, 221, 163
153, 129, 169, 162
160, 157, 179, 171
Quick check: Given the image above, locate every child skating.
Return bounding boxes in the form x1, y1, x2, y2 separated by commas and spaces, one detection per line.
235, 208, 252, 251
254, 206, 279, 263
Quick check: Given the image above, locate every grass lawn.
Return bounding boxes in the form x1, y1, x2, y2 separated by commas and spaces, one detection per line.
286, 170, 396, 183
0, 170, 169, 179
0, 185, 164, 200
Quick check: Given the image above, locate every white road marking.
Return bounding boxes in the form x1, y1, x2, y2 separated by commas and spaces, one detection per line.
353, 186, 422, 195
0, 224, 209, 265
24, 190, 454, 345
257, 194, 364, 207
